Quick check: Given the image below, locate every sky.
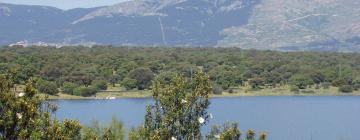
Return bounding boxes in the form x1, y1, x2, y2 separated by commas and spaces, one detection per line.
0, 0, 130, 10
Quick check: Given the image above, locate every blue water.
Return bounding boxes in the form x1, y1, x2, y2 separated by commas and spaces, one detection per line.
54, 96, 360, 140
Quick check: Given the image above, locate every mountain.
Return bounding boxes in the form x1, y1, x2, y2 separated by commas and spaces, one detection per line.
0, 0, 359, 52
217, 0, 360, 52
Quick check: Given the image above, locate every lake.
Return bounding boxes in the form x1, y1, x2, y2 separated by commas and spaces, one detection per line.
54, 96, 360, 140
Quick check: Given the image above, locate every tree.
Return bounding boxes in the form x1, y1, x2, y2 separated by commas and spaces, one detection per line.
110, 75, 122, 87
139, 71, 212, 139
68, 71, 95, 87
73, 87, 98, 97
0, 74, 82, 139
212, 85, 223, 95
121, 78, 137, 90
209, 65, 238, 90
92, 80, 108, 90
249, 77, 265, 89
62, 82, 79, 95
290, 74, 314, 89
36, 79, 59, 95
127, 67, 154, 90
310, 72, 325, 85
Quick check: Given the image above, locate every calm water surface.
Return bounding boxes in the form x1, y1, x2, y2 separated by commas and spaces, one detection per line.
54, 96, 360, 140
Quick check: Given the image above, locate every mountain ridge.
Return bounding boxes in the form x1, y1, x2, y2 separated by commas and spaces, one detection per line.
0, 0, 359, 52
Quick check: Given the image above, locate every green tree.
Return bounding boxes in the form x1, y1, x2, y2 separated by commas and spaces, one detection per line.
36, 79, 59, 95
0, 74, 82, 139
290, 74, 314, 89
73, 87, 98, 97
139, 71, 212, 139
62, 82, 79, 95
121, 78, 137, 90
110, 75, 122, 87
127, 67, 154, 90
92, 80, 108, 90
249, 77, 265, 89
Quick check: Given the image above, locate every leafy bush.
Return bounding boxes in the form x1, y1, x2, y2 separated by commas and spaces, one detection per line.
206, 122, 267, 140
301, 89, 315, 94
290, 86, 300, 93
0, 75, 82, 139
73, 87, 98, 97
121, 78, 137, 90
82, 117, 124, 140
354, 84, 360, 91
62, 82, 79, 95
321, 82, 331, 89
338, 85, 353, 93
228, 89, 234, 94
36, 79, 59, 95
332, 78, 352, 87
249, 77, 265, 89
290, 75, 314, 89
212, 85, 223, 95
92, 80, 108, 90
315, 84, 320, 89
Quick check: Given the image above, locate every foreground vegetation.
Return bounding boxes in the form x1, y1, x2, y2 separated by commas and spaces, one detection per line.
1, 46, 359, 98
1, 72, 267, 139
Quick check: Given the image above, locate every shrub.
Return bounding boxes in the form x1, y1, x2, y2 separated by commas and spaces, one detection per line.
315, 84, 320, 89
92, 80, 108, 90
121, 78, 137, 90
290, 75, 314, 89
63, 82, 79, 95
83, 117, 124, 140
301, 89, 315, 94
354, 84, 360, 91
249, 77, 264, 89
290, 86, 300, 93
0, 75, 82, 139
212, 85, 223, 95
321, 82, 331, 89
73, 87, 98, 97
339, 85, 353, 93
332, 78, 352, 87
228, 89, 234, 94
36, 80, 59, 95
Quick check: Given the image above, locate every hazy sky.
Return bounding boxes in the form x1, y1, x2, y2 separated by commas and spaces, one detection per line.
0, 0, 131, 10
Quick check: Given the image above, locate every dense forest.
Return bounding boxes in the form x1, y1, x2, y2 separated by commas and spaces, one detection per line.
0, 46, 359, 96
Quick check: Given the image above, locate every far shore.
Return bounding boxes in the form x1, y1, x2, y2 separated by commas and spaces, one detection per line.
44, 86, 360, 100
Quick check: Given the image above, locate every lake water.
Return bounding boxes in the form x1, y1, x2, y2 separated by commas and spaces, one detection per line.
54, 96, 360, 140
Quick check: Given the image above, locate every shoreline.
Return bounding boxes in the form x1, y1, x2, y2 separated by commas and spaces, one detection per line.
45, 91, 360, 100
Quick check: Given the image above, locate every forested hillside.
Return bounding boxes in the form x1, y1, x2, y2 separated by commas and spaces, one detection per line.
1, 46, 359, 96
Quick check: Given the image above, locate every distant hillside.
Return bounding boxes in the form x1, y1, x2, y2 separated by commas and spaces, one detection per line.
0, 0, 359, 52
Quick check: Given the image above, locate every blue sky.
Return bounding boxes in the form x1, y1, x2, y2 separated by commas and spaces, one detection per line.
0, 0, 130, 10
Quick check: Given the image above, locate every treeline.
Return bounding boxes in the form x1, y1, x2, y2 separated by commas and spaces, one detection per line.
0, 46, 359, 96
0, 72, 267, 140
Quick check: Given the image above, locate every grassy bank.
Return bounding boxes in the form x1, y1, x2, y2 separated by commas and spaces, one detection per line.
43, 85, 360, 100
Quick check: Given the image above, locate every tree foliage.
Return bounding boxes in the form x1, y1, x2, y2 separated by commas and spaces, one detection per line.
0, 74, 82, 139
36, 79, 59, 95
0, 46, 359, 94
139, 71, 212, 139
